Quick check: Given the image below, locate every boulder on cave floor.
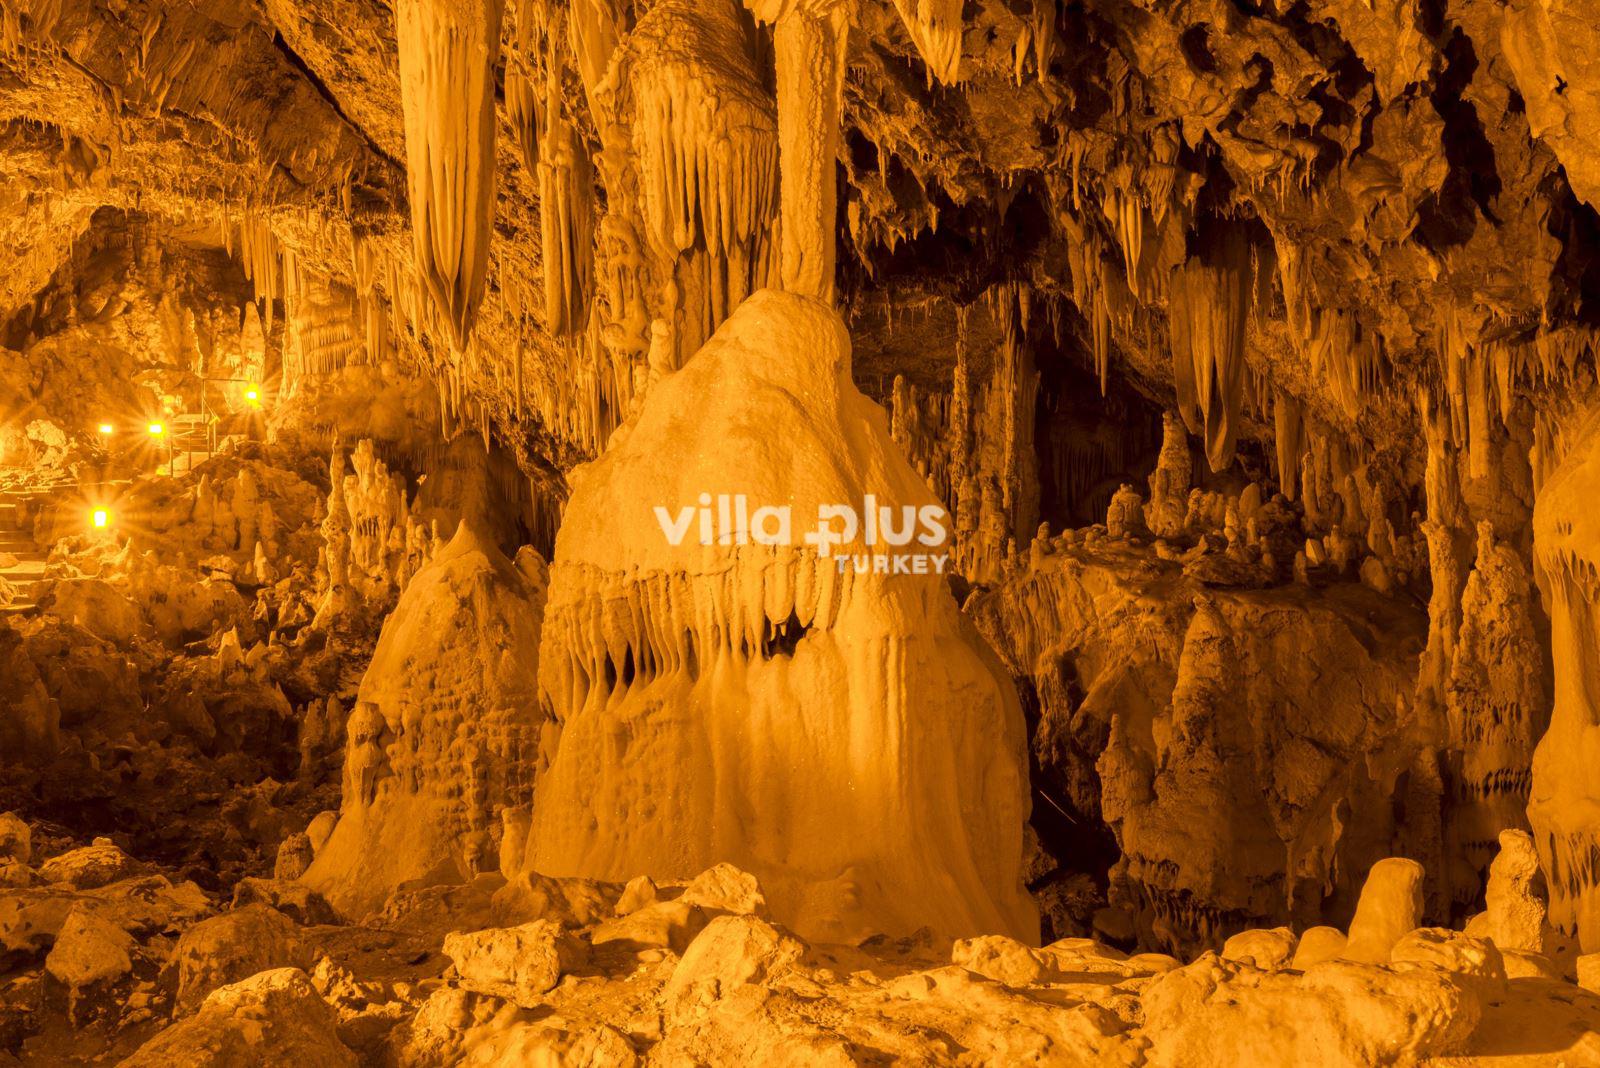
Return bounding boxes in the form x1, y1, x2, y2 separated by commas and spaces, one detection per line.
167, 903, 312, 1012
0, 814, 30, 866
441, 919, 589, 1009
43, 903, 134, 1022
36, 838, 143, 890
118, 967, 357, 1067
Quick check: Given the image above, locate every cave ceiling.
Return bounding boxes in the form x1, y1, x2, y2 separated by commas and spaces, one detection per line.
3, 0, 1596, 496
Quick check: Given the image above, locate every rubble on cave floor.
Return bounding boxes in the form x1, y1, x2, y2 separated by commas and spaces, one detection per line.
5, 825, 1600, 1066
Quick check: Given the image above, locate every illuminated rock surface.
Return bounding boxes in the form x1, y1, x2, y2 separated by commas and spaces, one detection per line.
523, 288, 1036, 944
2, 0, 1600, 1060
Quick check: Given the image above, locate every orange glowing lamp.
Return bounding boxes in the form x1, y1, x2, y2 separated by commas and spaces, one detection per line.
91, 508, 109, 529
97, 422, 114, 436
147, 421, 165, 437
245, 386, 261, 407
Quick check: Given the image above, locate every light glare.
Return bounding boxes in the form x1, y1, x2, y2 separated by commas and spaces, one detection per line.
91, 508, 108, 529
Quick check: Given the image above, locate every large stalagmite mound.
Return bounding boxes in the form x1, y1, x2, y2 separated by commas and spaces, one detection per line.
303, 521, 546, 918
522, 289, 1037, 944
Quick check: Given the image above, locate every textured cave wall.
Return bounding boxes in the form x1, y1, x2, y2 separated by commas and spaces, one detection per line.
3, 0, 1600, 956
0, 208, 266, 471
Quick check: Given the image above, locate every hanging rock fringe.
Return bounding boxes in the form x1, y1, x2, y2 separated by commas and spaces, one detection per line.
395, 0, 505, 352
1169, 224, 1252, 472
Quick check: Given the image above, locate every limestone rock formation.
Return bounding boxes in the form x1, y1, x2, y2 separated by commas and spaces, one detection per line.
972, 539, 1428, 950
5, 0, 1600, 1058
304, 522, 546, 917
523, 289, 1036, 944
1530, 402, 1600, 951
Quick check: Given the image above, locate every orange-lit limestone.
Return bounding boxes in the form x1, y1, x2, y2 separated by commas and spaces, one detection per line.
1168, 223, 1253, 472
522, 289, 1037, 944
1443, 521, 1547, 917
631, 0, 779, 359
888, 0, 964, 84
745, 0, 851, 303
393, 0, 503, 351
1530, 401, 1600, 951
537, 71, 595, 338
302, 522, 547, 917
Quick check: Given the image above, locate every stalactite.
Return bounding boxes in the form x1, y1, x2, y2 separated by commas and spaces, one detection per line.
1274, 391, 1303, 501
951, 303, 972, 491
394, 0, 504, 351
1167, 266, 1199, 435
994, 284, 1040, 544
567, 0, 622, 117
1169, 224, 1252, 472
538, 65, 596, 336
888, 0, 963, 84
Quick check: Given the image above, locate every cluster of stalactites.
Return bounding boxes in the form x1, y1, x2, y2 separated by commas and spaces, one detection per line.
505, 0, 546, 179
1437, 304, 1577, 484
1411, 306, 1600, 523
1009, 0, 1056, 85
1276, 242, 1388, 428
394, 0, 505, 352
507, 0, 598, 337
1169, 223, 1253, 473
279, 275, 370, 398
884, 290, 1054, 584
889, 374, 958, 507
630, 0, 779, 359
0, 0, 65, 59
226, 210, 298, 336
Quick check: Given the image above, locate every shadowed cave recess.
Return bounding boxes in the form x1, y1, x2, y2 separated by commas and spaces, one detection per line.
4, 0, 1600, 1062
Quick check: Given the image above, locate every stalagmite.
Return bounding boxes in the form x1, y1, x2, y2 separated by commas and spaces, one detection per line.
520, 290, 1036, 943
303, 523, 547, 916
394, 0, 504, 350
1443, 521, 1547, 918
1145, 411, 1191, 538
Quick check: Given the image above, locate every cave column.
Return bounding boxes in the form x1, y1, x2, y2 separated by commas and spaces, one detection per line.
755, 0, 852, 304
